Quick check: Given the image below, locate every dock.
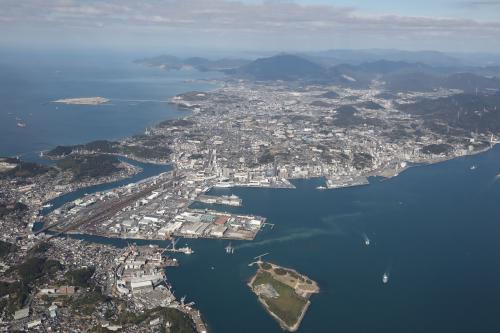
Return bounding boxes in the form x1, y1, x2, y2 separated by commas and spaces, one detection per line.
195, 194, 242, 207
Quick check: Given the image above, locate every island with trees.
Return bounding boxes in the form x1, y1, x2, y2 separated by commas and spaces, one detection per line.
248, 261, 319, 332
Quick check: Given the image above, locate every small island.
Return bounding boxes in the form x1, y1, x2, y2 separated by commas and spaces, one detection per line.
52, 97, 110, 105
248, 261, 319, 332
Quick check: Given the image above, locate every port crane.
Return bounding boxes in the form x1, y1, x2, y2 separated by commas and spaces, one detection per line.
248, 253, 269, 267
169, 237, 179, 251
254, 253, 269, 262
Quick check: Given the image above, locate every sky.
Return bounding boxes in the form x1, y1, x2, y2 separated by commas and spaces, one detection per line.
1, 0, 500, 54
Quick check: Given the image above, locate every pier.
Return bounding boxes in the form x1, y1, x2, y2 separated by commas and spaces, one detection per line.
195, 194, 242, 207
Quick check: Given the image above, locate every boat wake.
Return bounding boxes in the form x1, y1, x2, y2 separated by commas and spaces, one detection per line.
235, 227, 343, 250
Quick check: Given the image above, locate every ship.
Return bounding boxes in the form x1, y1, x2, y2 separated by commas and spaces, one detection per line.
362, 233, 370, 246
225, 242, 235, 254
17, 122, 27, 128
164, 237, 194, 254
42, 203, 53, 209
316, 186, 327, 190
214, 182, 234, 188
470, 165, 477, 170
178, 246, 193, 255
382, 273, 389, 284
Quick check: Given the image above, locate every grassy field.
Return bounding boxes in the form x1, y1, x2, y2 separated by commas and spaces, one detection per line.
252, 271, 307, 327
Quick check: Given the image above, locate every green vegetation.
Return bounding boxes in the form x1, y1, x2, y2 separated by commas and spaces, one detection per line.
46, 145, 74, 157
252, 271, 307, 327
47, 138, 172, 161
0, 202, 28, 218
16, 257, 63, 283
120, 145, 172, 160
117, 307, 197, 333
358, 101, 384, 110
318, 91, 339, 99
310, 100, 332, 108
0, 253, 62, 313
46, 140, 120, 157
56, 154, 121, 180
399, 93, 500, 133
0, 240, 16, 257
421, 143, 453, 155
261, 262, 272, 270
274, 268, 287, 275
70, 290, 108, 315
352, 152, 374, 170
258, 148, 275, 165
0, 281, 29, 314
159, 307, 198, 333
0, 161, 50, 179
158, 119, 195, 128
65, 267, 95, 287
27, 242, 51, 255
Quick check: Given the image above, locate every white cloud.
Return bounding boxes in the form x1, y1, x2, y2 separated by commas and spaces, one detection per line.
1, 0, 500, 51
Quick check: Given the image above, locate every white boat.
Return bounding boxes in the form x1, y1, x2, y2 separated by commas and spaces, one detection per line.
42, 203, 53, 209
225, 242, 235, 254
362, 233, 370, 246
382, 273, 389, 284
316, 186, 326, 190
214, 182, 234, 188
178, 246, 193, 255
470, 165, 477, 170
17, 122, 27, 128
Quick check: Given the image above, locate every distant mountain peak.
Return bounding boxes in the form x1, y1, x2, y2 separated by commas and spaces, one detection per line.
233, 54, 326, 81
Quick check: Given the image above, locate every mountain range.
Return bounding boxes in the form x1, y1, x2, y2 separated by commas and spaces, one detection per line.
136, 52, 500, 93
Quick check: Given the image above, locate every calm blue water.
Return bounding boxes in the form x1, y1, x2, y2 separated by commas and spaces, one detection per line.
68, 147, 500, 333
164, 147, 500, 333
3, 51, 500, 333
0, 50, 219, 159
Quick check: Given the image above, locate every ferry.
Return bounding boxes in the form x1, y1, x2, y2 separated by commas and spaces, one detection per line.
382, 273, 389, 284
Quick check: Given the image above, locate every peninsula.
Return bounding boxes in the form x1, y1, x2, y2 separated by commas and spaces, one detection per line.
52, 97, 110, 105
248, 261, 319, 331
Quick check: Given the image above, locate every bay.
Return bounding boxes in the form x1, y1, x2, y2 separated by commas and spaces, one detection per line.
3, 50, 500, 333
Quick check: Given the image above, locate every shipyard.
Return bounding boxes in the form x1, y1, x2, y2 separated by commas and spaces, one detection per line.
41, 171, 266, 241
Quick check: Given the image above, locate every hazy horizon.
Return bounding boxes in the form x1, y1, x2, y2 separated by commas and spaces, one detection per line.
2, 0, 500, 53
